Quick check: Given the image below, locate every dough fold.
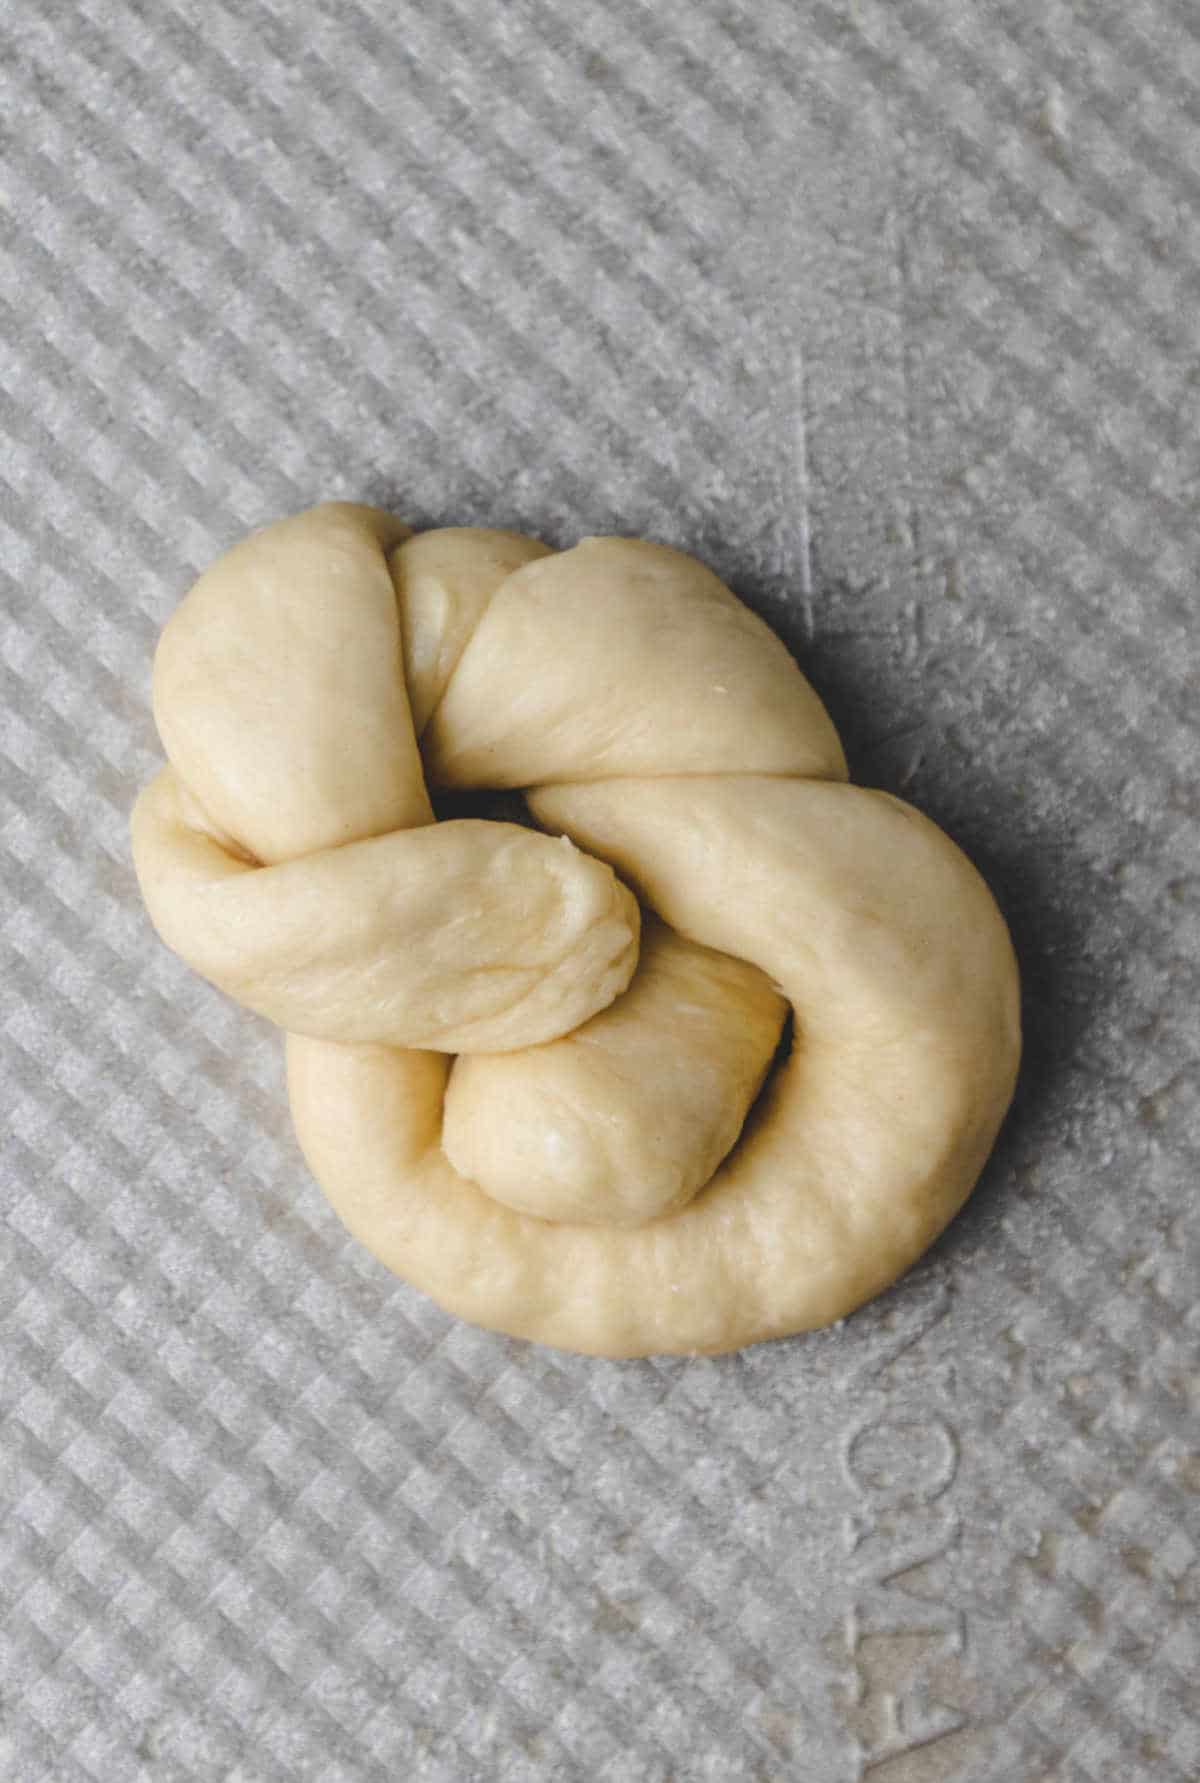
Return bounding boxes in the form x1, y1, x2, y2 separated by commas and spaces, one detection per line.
132, 502, 1020, 1357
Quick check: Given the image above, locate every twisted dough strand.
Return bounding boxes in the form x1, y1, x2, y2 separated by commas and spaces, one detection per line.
132, 503, 1020, 1357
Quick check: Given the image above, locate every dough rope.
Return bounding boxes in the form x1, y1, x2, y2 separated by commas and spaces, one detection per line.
132, 502, 1020, 1357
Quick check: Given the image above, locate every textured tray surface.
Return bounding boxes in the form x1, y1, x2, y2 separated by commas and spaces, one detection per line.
2, 2, 1198, 1778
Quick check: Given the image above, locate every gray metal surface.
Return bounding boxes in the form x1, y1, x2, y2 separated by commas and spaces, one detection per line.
2, 1, 1198, 1778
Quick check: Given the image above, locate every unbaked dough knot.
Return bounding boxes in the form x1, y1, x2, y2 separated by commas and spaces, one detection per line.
132, 503, 1020, 1357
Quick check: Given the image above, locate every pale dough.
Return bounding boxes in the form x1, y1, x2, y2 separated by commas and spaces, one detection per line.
443, 916, 788, 1227
132, 502, 1021, 1357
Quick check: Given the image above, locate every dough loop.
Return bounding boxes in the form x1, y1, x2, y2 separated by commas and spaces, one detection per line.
132, 504, 1020, 1357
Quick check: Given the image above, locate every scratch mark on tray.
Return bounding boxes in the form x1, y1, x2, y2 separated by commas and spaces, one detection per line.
794, 336, 816, 642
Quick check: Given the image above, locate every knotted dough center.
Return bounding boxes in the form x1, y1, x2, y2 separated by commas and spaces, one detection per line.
132, 503, 1020, 1357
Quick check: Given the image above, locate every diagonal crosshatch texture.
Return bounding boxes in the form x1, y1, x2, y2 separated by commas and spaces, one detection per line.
2, 0, 1198, 1777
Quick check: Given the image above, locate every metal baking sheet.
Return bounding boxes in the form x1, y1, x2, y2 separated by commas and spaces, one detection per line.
2, 0, 1197, 1777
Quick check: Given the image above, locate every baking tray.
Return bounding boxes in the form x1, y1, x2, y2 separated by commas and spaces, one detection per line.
2, 1, 1197, 1776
